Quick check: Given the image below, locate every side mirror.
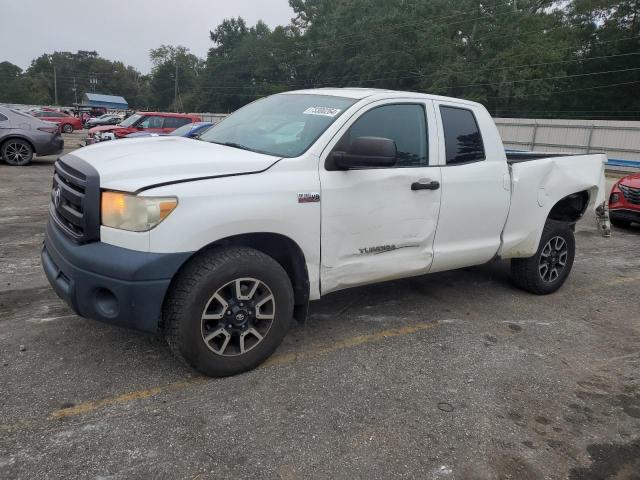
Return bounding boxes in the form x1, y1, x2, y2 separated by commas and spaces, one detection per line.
332, 136, 397, 170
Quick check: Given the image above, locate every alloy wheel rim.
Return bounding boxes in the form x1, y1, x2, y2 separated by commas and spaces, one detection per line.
539, 236, 568, 283
200, 277, 275, 356
5, 143, 30, 165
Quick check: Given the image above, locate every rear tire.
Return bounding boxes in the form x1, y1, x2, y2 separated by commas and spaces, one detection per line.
163, 246, 294, 377
510, 220, 575, 295
1, 139, 33, 166
62, 123, 73, 133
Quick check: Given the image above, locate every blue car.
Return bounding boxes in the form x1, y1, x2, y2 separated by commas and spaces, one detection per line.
125, 121, 214, 139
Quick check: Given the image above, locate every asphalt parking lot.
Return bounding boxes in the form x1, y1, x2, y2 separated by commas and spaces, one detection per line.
1, 136, 639, 479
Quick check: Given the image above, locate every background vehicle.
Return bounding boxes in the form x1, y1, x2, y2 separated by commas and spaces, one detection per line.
31, 111, 83, 133
84, 114, 122, 129
0, 106, 63, 166
609, 173, 640, 227
42, 89, 608, 377
125, 121, 214, 139
86, 112, 201, 143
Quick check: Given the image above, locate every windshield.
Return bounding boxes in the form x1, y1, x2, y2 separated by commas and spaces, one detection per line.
199, 94, 357, 157
11, 109, 34, 119
119, 114, 142, 127
170, 123, 197, 136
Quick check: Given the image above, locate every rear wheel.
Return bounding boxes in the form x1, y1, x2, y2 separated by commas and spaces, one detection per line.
510, 220, 575, 295
62, 123, 73, 133
1, 139, 33, 166
163, 246, 294, 377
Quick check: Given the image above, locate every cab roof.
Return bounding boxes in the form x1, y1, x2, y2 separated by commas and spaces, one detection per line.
136, 112, 200, 118
281, 87, 482, 108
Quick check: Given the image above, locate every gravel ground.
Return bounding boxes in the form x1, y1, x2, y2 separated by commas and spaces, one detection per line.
1, 138, 639, 479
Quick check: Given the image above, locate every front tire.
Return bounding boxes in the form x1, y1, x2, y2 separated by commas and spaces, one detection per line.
510, 220, 575, 295
163, 246, 294, 377
62, 123, 74, 133
1, 139, 33, 166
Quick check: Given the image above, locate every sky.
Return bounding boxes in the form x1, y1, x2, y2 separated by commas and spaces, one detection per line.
0, 0, 294, 74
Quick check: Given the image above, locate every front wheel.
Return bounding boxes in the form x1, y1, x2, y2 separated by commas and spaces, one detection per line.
163, 246, 294, 377
510, 220, 575, 295
62, 123, 74, 133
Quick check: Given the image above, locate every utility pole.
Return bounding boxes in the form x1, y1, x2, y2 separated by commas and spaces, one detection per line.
174, 61, 179, 112
53, 64, 58, 105
89, 73, 97, 92
72, 77, 78, 104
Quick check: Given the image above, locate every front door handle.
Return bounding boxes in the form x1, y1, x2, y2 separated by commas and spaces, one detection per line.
411, 180, 440, 191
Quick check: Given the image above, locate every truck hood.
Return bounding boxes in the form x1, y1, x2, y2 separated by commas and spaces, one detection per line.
66, 136, 281, 192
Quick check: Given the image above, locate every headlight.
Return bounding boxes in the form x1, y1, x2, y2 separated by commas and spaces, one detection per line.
101, 191, 177, 232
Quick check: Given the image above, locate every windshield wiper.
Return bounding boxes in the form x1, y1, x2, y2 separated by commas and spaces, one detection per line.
212, 141, 254, 152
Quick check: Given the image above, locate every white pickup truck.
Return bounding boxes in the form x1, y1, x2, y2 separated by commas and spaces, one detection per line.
42, 88, 610, 376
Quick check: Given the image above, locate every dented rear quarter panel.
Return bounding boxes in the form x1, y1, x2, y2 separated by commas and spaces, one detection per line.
499, 154, 607, 259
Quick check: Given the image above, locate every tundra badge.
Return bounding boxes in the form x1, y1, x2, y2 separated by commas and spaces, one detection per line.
298, 192, 320, 203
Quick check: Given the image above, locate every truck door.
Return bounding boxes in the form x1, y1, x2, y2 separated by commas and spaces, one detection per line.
429, 102, 511, 272
319, 101, 441, 294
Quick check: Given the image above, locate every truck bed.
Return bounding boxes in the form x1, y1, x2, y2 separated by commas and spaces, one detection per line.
499, 152, 608, 258
506, 150, 578, 163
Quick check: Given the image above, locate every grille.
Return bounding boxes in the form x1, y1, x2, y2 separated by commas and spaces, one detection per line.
50, 159, 100, 242
619, 184, 640, 205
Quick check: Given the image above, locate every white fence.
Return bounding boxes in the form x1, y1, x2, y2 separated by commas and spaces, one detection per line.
494, 117, 640, 163
4, 102, 639, 165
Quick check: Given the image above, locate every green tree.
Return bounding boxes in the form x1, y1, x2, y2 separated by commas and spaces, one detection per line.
149, 45, 203, 111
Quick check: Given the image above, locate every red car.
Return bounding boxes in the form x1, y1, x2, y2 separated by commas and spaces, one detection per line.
609, 173, 640, 227
87, 112, 201, 143
32, 111, 83, 133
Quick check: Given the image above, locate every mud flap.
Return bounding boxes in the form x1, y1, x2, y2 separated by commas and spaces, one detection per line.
595, 201, 611, 238
293, 301, 310, 325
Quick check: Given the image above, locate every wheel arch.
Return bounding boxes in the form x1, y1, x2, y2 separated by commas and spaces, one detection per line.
164, 232, 310, 324
547, 190, 590, 224
1, 135, 36, 155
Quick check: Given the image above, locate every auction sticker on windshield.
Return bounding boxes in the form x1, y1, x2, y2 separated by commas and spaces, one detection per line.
303, 107, 342, 117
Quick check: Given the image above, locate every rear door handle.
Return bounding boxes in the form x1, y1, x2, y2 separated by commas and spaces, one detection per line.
411, 180, 440, 191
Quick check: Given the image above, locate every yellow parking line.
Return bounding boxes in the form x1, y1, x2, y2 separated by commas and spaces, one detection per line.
49, 321, 439, 420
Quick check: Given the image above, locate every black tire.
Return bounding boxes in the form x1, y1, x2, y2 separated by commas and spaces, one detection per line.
510, 220, 575, 295
1, 139, 33, 166
62, 123, 73, 133
163, 246, 294, 377
610, 216, 631, 229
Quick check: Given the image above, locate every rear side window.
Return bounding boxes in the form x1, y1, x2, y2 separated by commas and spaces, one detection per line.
343, 104, 428, 167
440, 106, 485, 165
164, 117, 191, 129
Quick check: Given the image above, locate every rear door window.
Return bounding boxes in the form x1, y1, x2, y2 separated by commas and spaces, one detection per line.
440, 106, 485, 165
163, 117, 191, 129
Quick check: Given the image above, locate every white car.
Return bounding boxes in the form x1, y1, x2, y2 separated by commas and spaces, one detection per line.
42, 88, 610, 376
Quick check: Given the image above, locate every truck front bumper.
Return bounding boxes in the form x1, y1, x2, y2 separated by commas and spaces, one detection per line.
42, 220, 192, 333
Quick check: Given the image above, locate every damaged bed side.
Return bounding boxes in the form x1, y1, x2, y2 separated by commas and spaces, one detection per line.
498, 152, 611, 260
